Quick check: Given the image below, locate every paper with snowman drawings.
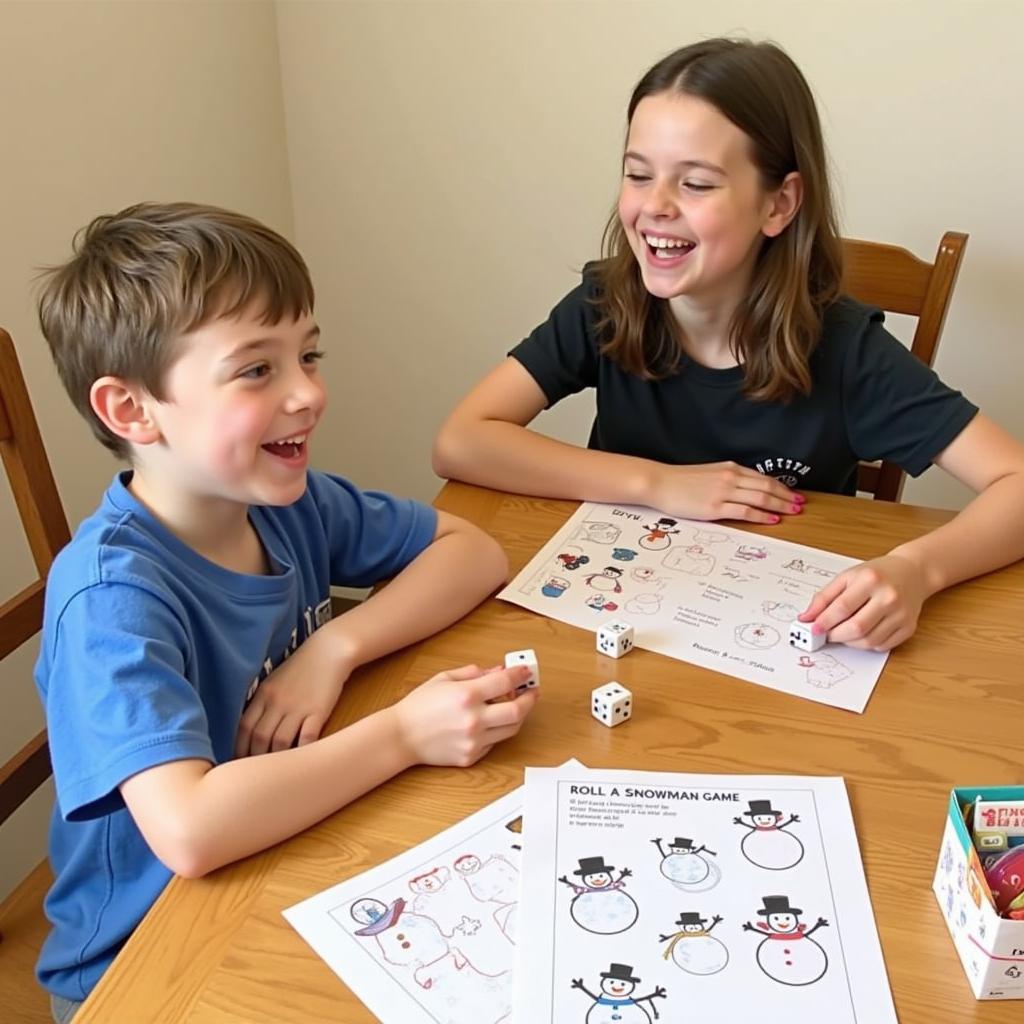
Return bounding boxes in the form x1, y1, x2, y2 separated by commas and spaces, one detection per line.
282, 768, 565, 1024
498, 501, 888, 712
516, 764, 895, 1024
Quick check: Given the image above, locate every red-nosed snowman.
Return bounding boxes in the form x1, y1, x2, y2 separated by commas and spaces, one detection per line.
742, 895, 829, 986
734, 799, 805, 870
571, 962, 667, 1023
558, 856, 639, 935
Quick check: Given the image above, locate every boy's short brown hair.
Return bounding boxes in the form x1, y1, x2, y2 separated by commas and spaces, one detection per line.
37, 202, 315, 458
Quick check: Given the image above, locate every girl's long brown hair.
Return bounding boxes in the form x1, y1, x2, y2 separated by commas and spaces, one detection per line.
593, 38, 843, 401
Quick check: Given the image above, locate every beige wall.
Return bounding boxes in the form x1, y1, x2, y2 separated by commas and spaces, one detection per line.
4, 0, 1023, 903
276, 0, 1024, 513
0, 0, 293, 901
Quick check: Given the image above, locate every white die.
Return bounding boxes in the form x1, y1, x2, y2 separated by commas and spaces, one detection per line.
592, 681, 632, 727
504, 649, 540, 689
788, 620, 826, 652
596, 619, 634, 659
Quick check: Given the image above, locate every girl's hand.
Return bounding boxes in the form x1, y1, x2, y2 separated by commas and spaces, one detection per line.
799, 554, 929, 651
651, 462, 804, 524
235, 631, 352, 757
395, 664, 538, 767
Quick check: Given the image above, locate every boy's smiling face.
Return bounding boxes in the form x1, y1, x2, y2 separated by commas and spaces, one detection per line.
139, 301, 326, 509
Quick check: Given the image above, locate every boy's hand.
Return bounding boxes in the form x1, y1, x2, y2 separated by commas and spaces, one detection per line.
799, 554, 929, 652
394, 664, 538, 768
235, 632, 352, 758
651, 463, 804, 524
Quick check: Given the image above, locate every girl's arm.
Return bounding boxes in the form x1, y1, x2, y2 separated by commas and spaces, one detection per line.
804, 414, 1024, 649
433, 359, 801, 522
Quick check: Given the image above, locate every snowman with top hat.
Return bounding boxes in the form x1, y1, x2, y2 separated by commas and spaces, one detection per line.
571, 962, 667, 1023
734, 799, 805, 870
651, 836, 721, 892
742, 895, 829, 986
658, 910, 729, 975
558, 855, 639, 935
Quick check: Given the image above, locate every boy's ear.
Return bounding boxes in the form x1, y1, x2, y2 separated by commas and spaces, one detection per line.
762, 171, 803, 238
89, 377, 163, 446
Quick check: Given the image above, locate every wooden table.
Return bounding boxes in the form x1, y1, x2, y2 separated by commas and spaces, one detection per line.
76, 484, 1024, 1022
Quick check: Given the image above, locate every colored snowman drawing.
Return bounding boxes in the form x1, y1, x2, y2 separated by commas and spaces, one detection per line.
353, 897, 507, 988
571, 962, 667, 1023
454, 853, 519, 943
742, 895, 829, 986
734, 622, 781, 650
651, 837, 721, 892
541, 576, 571, 598
558, 856, 639, 935
625, 593, 661, 616
572, 521, 621, 545
584, 566, 625, 593
761, 600, 801, 623
586, 594, 620, 613
797, 652, 852, 689
734, 799, 805, 870
659, 911, 729, 975
639, 517, 680, 551
556, 548, 591, 571
662, 544, 715, 576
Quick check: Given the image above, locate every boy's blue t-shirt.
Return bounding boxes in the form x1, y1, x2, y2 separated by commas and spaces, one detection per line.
34, 470, 437, 1001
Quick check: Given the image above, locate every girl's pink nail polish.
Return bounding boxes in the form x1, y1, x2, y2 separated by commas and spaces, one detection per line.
770, 515, 781, 524
791, 503, 802, 513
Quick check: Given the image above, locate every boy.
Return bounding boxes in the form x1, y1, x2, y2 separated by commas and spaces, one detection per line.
33, 202, 537, 1021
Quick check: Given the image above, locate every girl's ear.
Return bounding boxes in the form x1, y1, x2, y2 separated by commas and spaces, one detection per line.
89, 377, 163, 446
762, 171, 803, 238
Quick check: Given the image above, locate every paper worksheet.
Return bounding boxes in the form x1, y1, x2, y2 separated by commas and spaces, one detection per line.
515, 764, 896, 1024
284, 766, 573, 1024
498, 501, 887, 712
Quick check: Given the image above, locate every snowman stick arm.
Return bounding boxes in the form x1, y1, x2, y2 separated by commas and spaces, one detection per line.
697, 845, 717, 856
571, 979, 597, 999
741, 921, 757, 932
806, 918, 829, 937
733, 818, 754, 830
782, 814, 799, 828
650, 838, 666, 857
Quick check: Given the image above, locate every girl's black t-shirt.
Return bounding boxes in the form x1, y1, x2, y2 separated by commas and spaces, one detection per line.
509, 269, 977, 495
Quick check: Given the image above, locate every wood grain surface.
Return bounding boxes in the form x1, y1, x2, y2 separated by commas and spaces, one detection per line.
75, 484, 1024, 1023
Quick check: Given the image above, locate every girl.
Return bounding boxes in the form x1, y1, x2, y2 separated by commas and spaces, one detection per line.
433, 38, 1024, 653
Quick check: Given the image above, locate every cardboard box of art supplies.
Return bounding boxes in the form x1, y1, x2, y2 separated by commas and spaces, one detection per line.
933, 786, 1024, 999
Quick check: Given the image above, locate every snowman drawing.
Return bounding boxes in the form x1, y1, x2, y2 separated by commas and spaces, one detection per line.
658, 911, 729, 975
734, 800, 805, 870
571, 962, 667, 1022
558, 856, 639, 935
797, 652, 852, 689
638, 517, 680, 551
651, 837, 721, 892
742, 895, 829, 986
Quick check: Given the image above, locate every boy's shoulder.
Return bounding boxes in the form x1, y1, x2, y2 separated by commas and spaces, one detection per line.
48, 474, 177, 596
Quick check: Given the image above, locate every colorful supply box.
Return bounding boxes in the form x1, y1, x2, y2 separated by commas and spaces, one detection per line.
933, 786, 1024, 999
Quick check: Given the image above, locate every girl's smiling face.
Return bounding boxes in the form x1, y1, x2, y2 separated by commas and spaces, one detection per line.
617, 91, 795, 313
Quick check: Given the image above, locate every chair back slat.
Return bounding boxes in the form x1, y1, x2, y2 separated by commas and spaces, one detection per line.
842, 232, 968, 502
0, 328, 71, 848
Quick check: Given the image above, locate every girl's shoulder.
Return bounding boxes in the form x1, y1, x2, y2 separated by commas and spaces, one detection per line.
820, 294, 885, 341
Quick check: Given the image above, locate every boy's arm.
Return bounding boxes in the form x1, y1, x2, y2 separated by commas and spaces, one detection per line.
432, 358, 799, 522
123, 663, 535, 878
237, 509, 509, 756
327, 508, 508, 668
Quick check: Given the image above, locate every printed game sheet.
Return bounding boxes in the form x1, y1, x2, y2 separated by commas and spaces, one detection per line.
283, 785, 529, 1024
515, 764, 896, 1024
498, 501, 887, 711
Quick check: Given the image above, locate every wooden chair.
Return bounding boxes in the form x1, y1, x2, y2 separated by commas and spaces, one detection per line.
0, 327, 71, 1021
843, 231, 968, 502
